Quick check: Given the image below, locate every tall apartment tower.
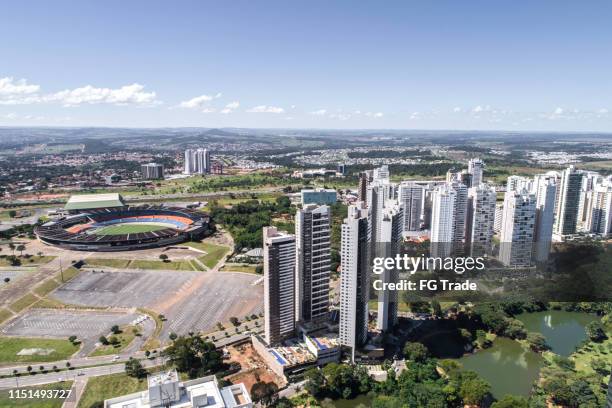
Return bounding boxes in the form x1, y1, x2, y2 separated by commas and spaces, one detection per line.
295, 204, 331, 325
184, 148, 211, 175
339, 203, 370, 362
398, 181, 424, 233
468, 158, 485, 187
376, 201, 403, 332
373, 165, 390, 182
430, 184, 456, 258
263, 227, 296, 345
358, 170, 373, 202
554, 165, 583, 236
367, 180, 395, 244
533, 175, 557, 263
141, 163, 164, 180
577, 172, 602, 231
499, 190, 536, 267
466, 184, 496, 257
588, 181, 612, 236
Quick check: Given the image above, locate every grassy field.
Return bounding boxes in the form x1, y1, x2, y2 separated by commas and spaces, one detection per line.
0, 308, 13, 324
85, 258, 131, 269
220, 263, 258, 274
0, 337, 79, 363
77, 372, 148, 408
0, 381, 73, 408
33, 279, 61, 297
89, 326, 138, 357
93, 223, 167, 236
86, 258, 196, 271
0, 255, 55, 267
10, 293, 40, 313
185, 241, 229, 268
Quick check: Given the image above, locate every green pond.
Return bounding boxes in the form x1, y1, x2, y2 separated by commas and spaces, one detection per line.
517, 310, 597, 356
459, 310, 596, 398
328, 394, 373, 408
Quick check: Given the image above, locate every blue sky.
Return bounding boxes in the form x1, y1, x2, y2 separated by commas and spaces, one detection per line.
1, 0, 611, 131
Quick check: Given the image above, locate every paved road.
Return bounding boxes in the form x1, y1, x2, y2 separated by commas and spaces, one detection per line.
0, 357, 165, 389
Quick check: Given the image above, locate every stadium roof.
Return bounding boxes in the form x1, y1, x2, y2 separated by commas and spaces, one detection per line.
64, 193, 126, 211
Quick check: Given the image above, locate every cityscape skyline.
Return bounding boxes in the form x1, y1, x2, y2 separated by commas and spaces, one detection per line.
1, 1, 612, 130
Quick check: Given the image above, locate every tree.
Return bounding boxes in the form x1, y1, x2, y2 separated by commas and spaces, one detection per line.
159, 254, 169, 262
3, 277, 9, 284
125, 358, 146, 378
163, 335, 222, 377
68, 335, 77, 343
250, 381, 279, 406
145, 350, 151, 358
503, 318, 527, 339
431, 300, 442, 318
585, 321, 607, 342
229, 316, 240, 326
526, 332, 549, 352
16, 244, 26, 256
99, 335, 108, 345
459, 377, 491, 406
304, 368, 325, 397
108, 335, 119, 346
110, 325, 120, 334
403, 342, 429, 363
169, 332, 178, 341
8, 210, 16, 218
491, 395, 528, 408
590, 357, 610, 375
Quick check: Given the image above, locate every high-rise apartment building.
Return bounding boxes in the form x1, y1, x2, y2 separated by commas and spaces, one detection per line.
398, 181, 424, 233
533, 175, 557, 262
468, 158, 485, 187
430, 182, 468, 257
358, 170, 373, 202
339, 203, 370, 362
587, 180, 612, 236
141, 163, 164, 180
554, 165, 583, 236
373, 165, 389, 182
295, 204, 331, 325
376, 201, 403, 332
466, 184, 496, 257
184, 148, 211, 175
499, 190, 536, 267
263, 227, 296, 345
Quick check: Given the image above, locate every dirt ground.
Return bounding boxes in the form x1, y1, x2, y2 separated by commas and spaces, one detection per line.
225, 342, 286, 391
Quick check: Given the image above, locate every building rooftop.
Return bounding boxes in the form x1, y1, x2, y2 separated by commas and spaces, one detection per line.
104, 371, 252, 408
64, 193, 126, 211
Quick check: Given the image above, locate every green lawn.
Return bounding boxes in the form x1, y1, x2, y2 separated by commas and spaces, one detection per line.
0, 337, 79, 363
89, 326, 138, 357
220, 263, 258, 274
0, 255, 55, 267
85, 258, 131, 269
94, 223, 167, 236
0, 308, 13, 324
129, 259, 195, 271
185, 241, 229, 268
10, 293, 40, 313
33, 279, 61, 297
78, 372, 148, 408
0, 381, 73, 408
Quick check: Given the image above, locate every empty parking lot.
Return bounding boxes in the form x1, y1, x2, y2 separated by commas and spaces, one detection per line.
51, 269, 263, 337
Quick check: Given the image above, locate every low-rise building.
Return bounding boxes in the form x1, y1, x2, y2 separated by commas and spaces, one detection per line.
104, 369, 252, 408
300, 188, 337, 205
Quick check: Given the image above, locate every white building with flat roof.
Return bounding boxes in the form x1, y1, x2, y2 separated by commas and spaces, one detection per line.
104, 370, 252, 408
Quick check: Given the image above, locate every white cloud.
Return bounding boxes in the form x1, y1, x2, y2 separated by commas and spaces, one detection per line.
328, 113, 351, 120
201, 107, 216, 113
247, 105, 285, 113
225, 101, 240, 110
553, 107, 564, 115
46, 83, 158, 107
3, 112, 18, 120
178, 93, 221, 109
453, 107, 462, 113
598, 108, 609, 114
0, 77, 42, 105
365, 111, 383, 118
310, 109, 327, 116
220, 108, 231, 114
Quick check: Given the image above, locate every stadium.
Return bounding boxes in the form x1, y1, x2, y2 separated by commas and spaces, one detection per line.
35, 193, 210, 251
